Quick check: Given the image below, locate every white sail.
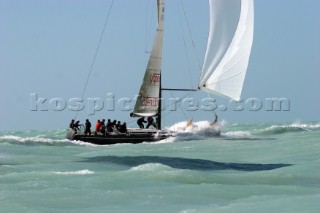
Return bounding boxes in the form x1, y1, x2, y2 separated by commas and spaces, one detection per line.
132, 0, 165, 117
199, 0, 254, 101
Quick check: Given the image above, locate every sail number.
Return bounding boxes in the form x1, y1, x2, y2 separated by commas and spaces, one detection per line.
142, 97, 158, 107
150, 73, 160, 84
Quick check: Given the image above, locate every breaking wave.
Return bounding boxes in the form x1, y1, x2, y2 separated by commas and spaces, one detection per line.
162, 121, 320, 142
256, 122, 320, 135
163, 120, 222, 142
54, 170, 95, 175
0, 135, 70, 144
0, 135, 102, 147
130, 163, 171, 171
224, 131, 253, 137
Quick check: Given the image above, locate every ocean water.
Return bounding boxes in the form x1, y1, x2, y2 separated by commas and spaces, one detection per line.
0, 121, 319, 213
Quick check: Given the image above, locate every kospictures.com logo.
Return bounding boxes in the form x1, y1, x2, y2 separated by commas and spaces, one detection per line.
30, 93, 290, 115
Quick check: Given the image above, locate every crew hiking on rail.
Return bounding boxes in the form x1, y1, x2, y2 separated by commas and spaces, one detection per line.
69, 116, 158, 136
69, 118, 128, 135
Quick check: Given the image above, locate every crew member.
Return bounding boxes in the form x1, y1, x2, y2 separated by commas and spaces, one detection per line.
137, 117, 146, 128
95, 120, 101, 135
146, 116, 156, 129
84, 119, 91, 135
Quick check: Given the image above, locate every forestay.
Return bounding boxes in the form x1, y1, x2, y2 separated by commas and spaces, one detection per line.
199, 0, 254, 101
132, 0, 165, 117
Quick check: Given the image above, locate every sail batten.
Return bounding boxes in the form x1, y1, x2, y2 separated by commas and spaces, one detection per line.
199, 0, 254, 101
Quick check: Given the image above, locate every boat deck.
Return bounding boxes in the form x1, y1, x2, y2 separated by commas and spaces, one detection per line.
67, 128, 173, 145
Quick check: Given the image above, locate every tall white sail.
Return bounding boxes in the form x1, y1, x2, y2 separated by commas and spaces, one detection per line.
132, 0, 165, 117
199, 0, 254, 101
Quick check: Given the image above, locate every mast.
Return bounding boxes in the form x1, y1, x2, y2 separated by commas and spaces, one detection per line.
157, 0, 164, 130
158, 73, 162, 130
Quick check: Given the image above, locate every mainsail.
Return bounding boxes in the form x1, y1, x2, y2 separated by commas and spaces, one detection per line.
199, 0, 254, 101
132, 0, 165, 117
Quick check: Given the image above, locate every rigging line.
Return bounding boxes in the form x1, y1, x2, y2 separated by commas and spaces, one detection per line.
205, 71, 244, 88
144, 0, 149, 66
161, 90, 196, 120
177, 2, 193, 89
75, 0, 114, 119
178, 0, 202, 71
170, 92, 188, 121
206, 92, 217, 118
179, 9, 194, 120
163, 90, 195, 112
175, 1, 198, 120
144, 1, 155, 61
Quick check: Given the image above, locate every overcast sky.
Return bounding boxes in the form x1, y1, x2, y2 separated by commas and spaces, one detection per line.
1, 0, 319, 131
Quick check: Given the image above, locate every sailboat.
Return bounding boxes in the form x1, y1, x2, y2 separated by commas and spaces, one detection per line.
67, 0, 254, 145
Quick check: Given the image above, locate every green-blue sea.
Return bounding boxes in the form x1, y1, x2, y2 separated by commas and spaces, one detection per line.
1, 121, 319, 212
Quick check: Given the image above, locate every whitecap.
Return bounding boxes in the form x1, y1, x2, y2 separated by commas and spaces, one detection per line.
130, 163, 170, 171
68, 140, 100, 146
163, 120, 221, 142
224, 131, 253, 137
54, 169, 95, 175
0, 135, 70, 144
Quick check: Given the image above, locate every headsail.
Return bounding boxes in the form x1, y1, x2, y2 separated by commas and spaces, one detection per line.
132, 0, 165, 117
199, 0, 254, 101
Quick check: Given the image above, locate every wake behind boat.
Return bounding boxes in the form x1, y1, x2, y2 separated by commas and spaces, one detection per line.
67, 0, 254, 145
